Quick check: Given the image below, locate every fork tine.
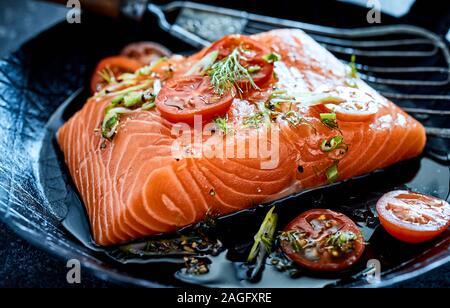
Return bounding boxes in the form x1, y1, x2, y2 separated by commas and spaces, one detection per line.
358, 72, 450, 86
402, 108, 450, 116
309, 35, 435, 49
356, 66, 450, 74
320, 44, 439, 57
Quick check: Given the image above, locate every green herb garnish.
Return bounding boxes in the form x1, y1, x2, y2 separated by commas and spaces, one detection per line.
345, 54, 359, 88
137, 57, 168, 76
100, 81, 158, 141
213, 116, 230, 134
349, 54, 358, 79
279, 230, 305, 253
326, 163, 339, 183
321, 135, 345, 152
325, 231, 357, 254
101, 107, 132, 140
284, 110, 302, 126
186, 51, 219, 75
123, 91, 143, 107
247, 65, 261, 73
320, 113, 339, 130
262, 52, 281, 63
208, 48, 259, 95
141, 101, 156, 110
98, 67, 116, 84
247, 206, 278, 263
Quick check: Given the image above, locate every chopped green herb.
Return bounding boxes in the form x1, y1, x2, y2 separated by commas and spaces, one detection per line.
269, 88, 294, 107
101, 111, 119, 140
320, 113, 339, 130
247, 206, 278, 263
213, 116, 230, 134
96, 81, 152, 98
349, 54, 358, 79
321, 135, 345, 152
345, 55, 359, 88
247, 65, 261, 73
111, 95, 124, 105
141, 101, 155, 110
262, 52, 281, 63
326, 163, 339, 183
118, 73, 136, 81
299, 93, 344, 107
208, 48, 259, 95
137, 57, 168, 75
123, 91, 143, 107
325, 231, 357, 254
98, 67, 115, 84
279, 230, 305, 253
284, 110, 302, 126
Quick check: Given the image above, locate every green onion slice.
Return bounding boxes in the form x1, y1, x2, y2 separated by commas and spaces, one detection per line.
262, 52, 281, 63
185, 51, 219, 76
321, 135, 344, 152
326, 163, 339, 183
247, 206, 278, 263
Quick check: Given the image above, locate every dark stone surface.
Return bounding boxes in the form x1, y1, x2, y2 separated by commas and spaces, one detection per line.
0, 0, 448, 288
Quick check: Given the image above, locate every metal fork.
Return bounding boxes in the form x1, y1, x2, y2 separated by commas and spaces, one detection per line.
147, 1, 450, 138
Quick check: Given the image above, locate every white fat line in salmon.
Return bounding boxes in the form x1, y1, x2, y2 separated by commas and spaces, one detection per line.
170, 115, 280, 170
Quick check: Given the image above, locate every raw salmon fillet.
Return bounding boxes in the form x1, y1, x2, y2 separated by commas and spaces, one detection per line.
57, 29, 426, 246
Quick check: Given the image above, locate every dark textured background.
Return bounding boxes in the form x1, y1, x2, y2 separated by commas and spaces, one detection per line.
0, 0, 449, 288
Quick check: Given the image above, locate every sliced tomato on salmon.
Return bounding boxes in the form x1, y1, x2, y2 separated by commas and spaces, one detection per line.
204, 35, 275, 89
155, 76, 234, 124
376, 190, 450, 243
90, 56, 142, 94
280, 209, 365, 271
121, 41, 172, 66
204, 35, 270, 60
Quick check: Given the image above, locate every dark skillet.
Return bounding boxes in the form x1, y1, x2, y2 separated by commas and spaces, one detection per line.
0, 7, 449, 287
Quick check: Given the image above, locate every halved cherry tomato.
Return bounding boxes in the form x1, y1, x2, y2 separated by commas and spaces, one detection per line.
203, 35, 274, 88
243, 58, 274, 89
121, 41, 172, 66
318, 86, 379, 122
90, 56, 142, 94
280, 209, 365, 271
376, 190, 450, 243
155, 76, 234, 124
203, 35, 270, 60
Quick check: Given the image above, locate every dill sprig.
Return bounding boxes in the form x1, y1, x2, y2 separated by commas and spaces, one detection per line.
208, 48, 259, 95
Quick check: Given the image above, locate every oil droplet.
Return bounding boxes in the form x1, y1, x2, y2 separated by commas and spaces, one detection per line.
257, 188, 262, 193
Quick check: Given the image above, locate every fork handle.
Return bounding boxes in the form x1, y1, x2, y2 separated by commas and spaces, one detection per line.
44, 0, 149, 21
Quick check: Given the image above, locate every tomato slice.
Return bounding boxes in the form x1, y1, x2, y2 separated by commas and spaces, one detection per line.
203, 35, 270, 60
90, 56, 142, 94
244, 58, 274, 88
280, 209, 365, 271
203, 35, 274, 88
319, 86, 379, 122
376, 190, 450, 243
121, 41, 172, 66
155, 76, 234, 124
